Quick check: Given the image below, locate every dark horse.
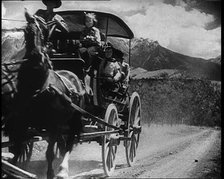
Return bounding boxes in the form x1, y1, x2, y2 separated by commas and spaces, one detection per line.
5, 10, 86, 179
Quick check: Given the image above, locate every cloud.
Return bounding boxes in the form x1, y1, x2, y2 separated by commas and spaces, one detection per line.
64, 0, 220, 58
2, 2, 10, 29
125, 2, 220, 59
167, 27, 221, 58
62, 0, 143, 14
2, 0, 220, 59
2, 2, 27, 29
61, 0, 166, 16
2, 2, 6, 17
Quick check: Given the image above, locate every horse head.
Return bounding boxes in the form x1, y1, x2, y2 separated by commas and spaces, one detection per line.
17, 9, 52, 95
24, 8, 49, 54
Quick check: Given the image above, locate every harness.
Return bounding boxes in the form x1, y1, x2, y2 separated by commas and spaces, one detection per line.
23, 14, 83, 107
54, 71, 78, 96
1, 60, 25, 96
31, 68, 81, 108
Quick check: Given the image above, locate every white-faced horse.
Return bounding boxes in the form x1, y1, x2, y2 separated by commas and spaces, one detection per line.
5, 10, 87, 179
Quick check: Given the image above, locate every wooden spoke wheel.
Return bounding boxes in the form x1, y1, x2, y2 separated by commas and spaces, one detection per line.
102, 104, 120, 176
125, 92, 141, 167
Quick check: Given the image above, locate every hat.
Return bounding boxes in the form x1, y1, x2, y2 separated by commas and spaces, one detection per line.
42, 0, 62, 8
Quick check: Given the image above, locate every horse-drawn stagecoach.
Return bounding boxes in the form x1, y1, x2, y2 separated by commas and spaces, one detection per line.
2, 10, 141, 179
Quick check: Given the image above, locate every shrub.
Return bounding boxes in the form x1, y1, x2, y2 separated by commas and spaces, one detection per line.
129, 78, 221, 127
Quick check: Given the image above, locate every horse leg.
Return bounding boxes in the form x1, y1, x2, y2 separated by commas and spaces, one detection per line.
10, 143, 21, 164
56, 151, 70, 179
9, 116, 27, 165
56, 133, 75, 179
56, 113, 82, 179
46, 134, 57, 179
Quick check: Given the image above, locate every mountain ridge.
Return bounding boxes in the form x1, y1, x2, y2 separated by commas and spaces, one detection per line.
108, 37, 221, 81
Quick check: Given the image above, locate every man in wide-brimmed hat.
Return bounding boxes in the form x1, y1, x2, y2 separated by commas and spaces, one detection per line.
35, 0, 69, 54
42, 0, 61, 8
35, 0, 68, 34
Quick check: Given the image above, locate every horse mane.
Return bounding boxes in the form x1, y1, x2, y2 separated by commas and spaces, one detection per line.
24, 15, 49, 56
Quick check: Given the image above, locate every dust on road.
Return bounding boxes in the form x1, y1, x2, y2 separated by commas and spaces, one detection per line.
113, 125, 219, 178
2, 124, 221, 178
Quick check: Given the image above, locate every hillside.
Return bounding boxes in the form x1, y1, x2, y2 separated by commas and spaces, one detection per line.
1, 32, 221, 81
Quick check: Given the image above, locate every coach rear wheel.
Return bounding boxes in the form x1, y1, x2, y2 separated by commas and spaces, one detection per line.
102, 104, 120, 176
125, 92, 141, 167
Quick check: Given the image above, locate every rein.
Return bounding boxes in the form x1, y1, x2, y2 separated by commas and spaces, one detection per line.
2, 59, 28, 73
1, 73, 17, 95
33, 15, 57, 40
1, 73, 15, 87
33, 16, 45, 42
32, 74, 50, 98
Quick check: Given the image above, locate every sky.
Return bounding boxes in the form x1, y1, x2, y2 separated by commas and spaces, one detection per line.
2, 0, 221, 59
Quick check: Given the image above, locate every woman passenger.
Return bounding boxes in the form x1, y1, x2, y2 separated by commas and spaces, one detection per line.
79, 12, 102, 71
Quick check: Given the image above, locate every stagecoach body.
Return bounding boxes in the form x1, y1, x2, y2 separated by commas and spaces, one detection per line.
49, 10, 134, 109
2, 10, 141, 178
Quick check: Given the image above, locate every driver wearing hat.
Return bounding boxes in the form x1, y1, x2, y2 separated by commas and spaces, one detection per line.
42, 0, 61, 8
35, 0, 69, 34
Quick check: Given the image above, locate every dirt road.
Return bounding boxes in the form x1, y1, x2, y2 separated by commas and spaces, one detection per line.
4, 124, 221, 178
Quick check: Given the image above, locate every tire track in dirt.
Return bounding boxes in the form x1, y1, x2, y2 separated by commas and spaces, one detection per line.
146, 130, 218, 178
112, 129, 217, 178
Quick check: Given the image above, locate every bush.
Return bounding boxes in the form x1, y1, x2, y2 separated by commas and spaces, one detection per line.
129, 78, 221, 127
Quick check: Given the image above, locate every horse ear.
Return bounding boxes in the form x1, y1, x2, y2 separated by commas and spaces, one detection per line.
24, 8, 34, 22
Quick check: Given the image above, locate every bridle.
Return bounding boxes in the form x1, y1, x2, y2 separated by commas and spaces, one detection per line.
24, 14, 54, 68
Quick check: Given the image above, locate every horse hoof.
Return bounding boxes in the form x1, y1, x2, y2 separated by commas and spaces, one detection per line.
55, 174, 69, 179
47, 169, 55, 179
56, 169, 69, 179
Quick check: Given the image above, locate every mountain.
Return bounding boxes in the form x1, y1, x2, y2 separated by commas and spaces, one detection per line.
208, 55, 221, 64
109, 37, 221, 81
2, 31, 25, 63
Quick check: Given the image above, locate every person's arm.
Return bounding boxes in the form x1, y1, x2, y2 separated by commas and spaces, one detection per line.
34, 9, 44, 17
113, 62, 122, 82
93, 27, 101, 46
53, 14, 69, 33
113, 71, 122, 82
123, 62, 130, 82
